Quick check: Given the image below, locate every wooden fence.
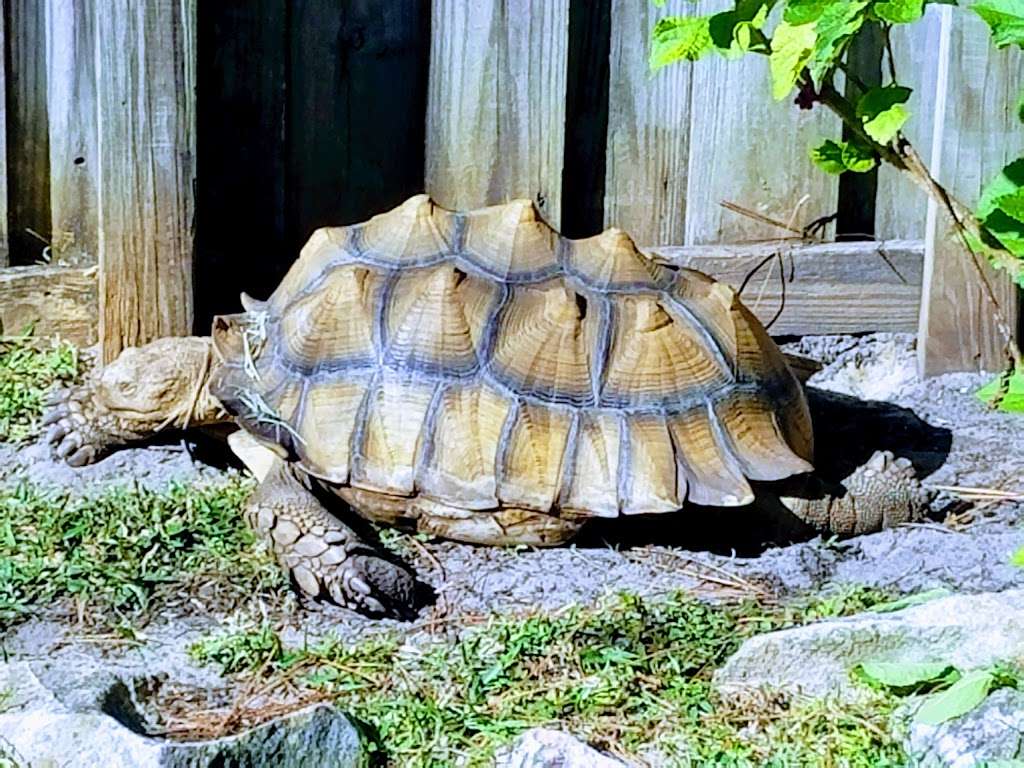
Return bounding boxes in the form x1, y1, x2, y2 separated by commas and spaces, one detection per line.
0, 0, 1020, 376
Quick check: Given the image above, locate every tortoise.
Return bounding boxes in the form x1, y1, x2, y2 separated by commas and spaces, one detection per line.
43, 196, 929, 616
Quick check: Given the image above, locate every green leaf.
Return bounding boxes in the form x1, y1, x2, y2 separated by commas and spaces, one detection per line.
973, 0, 1024, 49
976, 366, 1024, 412
841, 139, 878, 172
1010, 544, 1024, 566
650, 16, 714, 70
810, 139, 878, 174
810, 140, 849, 173
978, 159, 1024, 220
857, 85, 912, 143
914, 670, 995, 725
809, 1, 871, 84
784, 0, 834, 24
1017, 90, 1024, 123
853, 660, 959, 691
867, 588, 953, 613
709, 1, 774, 53
874, 0, 926, 23
770, 21, 817, 99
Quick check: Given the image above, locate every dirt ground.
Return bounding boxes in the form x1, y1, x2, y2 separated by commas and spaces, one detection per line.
3, 332, 1024, 702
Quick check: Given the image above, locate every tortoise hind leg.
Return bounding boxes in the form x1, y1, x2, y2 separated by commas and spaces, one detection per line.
247, 460, 417, 617
775, 449, 934, 536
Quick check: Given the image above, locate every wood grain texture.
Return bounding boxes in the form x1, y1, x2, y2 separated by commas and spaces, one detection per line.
874, 9, 942, 240
426, 0, 570, 227
0, 2, 7, 265
684, 12, 840, 245
919, 8, 1023, 375
45, 0, 98, 266
650, 240, 924, 335
95, 0, 196, 363
4, 0, 51, 264
603, 0, 691, 245
0, 265, 97, 344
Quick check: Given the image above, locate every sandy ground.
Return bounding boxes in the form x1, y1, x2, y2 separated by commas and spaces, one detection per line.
2, 332, 1023, 712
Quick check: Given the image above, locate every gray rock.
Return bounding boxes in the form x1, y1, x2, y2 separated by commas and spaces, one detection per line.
715, 589, 1024, 698
906, 688, 1024, 768
495, 728, 628, 767
0, 662, 362, 768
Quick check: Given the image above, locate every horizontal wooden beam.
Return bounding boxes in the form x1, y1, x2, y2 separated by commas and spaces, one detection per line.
646, 239, 924, 336
0, 265, 97, 345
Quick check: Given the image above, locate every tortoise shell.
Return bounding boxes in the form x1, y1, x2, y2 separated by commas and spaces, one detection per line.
211, 195, 813, 519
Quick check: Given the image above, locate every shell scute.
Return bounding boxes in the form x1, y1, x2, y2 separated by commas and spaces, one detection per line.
353, 372, 437, 495
560, 412, 621, 518
296, 378, 371, 483
601, 295, 731, 408
383, 264, 498, 378
278, 265, 381, 374
355, 194, 452, 266
488, 281, 599, 406
563, 228, 673, 291
497, 401, 573, 511
621, 415, 681, 514
417, 384, 512, 510
458, 199, 559, 280
667, 404, 754, 507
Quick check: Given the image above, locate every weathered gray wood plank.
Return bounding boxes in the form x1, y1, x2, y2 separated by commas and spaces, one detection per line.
650, 240, 924, 335
919, 8, 1023, 375
603, 0, 691, 245
874, 8, 942, 240
0, 265, 97, 345
684, 17, 841, 245
95, 0, 196, 363
45, 0, 98, 266
425, 0, 569, 227
5, 0, 51, 264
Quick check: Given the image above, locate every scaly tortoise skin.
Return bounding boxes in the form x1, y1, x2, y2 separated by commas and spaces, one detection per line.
44, 196, 929, 617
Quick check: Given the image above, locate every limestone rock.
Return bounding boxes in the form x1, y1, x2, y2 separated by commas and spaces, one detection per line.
905, 688, 1024, 767
714, 589, 1024, 699
0, 662, 362, 768
495, 728, 629, 767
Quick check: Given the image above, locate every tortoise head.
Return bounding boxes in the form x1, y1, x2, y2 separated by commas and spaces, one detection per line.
95, 337, 217, 427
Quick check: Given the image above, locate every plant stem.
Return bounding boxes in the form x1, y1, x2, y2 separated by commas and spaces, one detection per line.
816, 81, 1023, 370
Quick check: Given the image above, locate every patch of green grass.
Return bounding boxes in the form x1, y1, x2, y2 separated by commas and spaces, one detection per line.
0, 332, 83, 443
0, 476, 283, 627
191, 590, 905, 767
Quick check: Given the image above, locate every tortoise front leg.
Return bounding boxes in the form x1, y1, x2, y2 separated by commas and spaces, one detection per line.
44, 337, 228, 466
247, 460, 417, 617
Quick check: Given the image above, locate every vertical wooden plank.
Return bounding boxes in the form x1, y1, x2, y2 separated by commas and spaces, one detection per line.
919, 8, 1022, 375
874, 9, 942, 240
426, 0, 570, 228
603, 0, 691, 246
4, 0, 50, 264
0, 0, 8, 266
684, 4, 840, 245
45, 0, 98, 266
287, 0, 430, 244
195, 0, 289, 328
95, 0, 196, 362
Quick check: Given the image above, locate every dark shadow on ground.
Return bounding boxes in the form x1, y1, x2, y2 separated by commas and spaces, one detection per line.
578, 387, 953, 557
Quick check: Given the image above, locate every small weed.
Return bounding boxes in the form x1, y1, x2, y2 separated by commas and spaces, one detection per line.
0, 331, 83, 443
190, 589, 906, 767
0, 476, 283, 628
190, 622, 284, 675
